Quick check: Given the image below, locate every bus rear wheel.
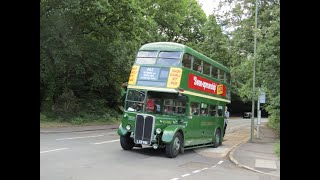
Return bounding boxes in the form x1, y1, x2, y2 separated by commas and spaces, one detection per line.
120, 135, 135, 150
165, 132, 182, 158
213, 129, 221, 148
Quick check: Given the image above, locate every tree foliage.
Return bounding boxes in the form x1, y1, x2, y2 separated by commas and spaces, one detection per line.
214, 0, 280, 132
40, 0, 208, 118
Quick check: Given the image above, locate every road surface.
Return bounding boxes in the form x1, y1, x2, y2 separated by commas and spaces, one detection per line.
40, 117, 277, 180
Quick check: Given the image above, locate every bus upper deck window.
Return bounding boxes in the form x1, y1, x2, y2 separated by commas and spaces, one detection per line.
218, 69, 225, 81
159, 51, 181, 59
203, 62, 210, 76
157, 58, 180, 66
157, 51, 182, 66
136, 51, 158, 65
182, 54, 192, 69
137, 51, 158, 58
136, 57, 156, 65
193, 58, 202, 73
211, 67, 218, 79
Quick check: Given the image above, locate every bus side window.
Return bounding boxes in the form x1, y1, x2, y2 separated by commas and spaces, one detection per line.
226, 72, 230, 84
175, 101, 186, 114
211, 66, 218, 79
217, 106, 223, 117
200, 103, 208, 116
190, 102, 200, 115
154, 99, 161, 113
218, 69, 225, 81
203, 62, 210, 76
182, 54, 192, 69
193, 57, 202, 73
209, 104, 217, 116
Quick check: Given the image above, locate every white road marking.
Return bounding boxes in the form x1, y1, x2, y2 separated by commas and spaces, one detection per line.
181, 174, 190, 177
107, 132, 117, 135
217, 160, 224, 164
40, 148, 68, 154
56, 135, 104, 140
170, 160, 224, 179
93, 139, 120, 144
192, 170, 201, 173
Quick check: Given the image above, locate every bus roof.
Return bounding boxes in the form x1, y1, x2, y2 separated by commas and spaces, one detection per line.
139, 42, 230, 73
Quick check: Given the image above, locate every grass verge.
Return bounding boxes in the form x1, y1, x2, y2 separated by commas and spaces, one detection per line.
275, 140, 280, 159
40, 112, 121, 128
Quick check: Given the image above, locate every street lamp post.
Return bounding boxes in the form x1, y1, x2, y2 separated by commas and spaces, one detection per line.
251, 0, 259, 143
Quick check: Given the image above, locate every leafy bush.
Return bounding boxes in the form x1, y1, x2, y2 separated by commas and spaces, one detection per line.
52, 90, 79, 119
266, 108, 280, 136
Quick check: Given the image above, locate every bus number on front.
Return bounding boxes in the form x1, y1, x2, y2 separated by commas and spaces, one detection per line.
146, 68, 153, 72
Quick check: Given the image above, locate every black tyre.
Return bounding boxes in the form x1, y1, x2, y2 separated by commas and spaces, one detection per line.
120, 135, 135, 150
213, 129, 221, 148
165, 132, 182, 158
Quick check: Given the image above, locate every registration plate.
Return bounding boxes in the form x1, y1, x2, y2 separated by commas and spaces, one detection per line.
136, 140, 148, 144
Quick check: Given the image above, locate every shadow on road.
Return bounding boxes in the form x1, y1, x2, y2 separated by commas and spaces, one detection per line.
126, 146, 195, 158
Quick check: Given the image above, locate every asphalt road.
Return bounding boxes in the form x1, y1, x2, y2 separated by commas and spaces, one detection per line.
40, 117, 276, 180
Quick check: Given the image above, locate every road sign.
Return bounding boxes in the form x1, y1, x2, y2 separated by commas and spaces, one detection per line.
258, 92, 266, 103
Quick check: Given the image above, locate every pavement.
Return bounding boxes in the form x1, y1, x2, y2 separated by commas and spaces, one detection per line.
40, 120, 280, 177
228, 122, 280, 177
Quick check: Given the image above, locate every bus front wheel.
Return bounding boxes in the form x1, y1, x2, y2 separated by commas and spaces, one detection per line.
120, 135, 135, 150
213, 129, 221, 148
165, 132, 182, 158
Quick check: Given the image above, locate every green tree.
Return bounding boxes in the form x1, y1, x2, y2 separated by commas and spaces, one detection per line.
197, 14, 230, 67
40, 0, 154, 117
138, 0, 207, 44
213, 0, 280, 132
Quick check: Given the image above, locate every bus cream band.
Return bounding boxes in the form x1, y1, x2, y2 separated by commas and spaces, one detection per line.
182, 90, 230, 103
128, 65, 140, 85
127, 85, 178, 93
166, 68, 182, 88
127, 85, 230, 103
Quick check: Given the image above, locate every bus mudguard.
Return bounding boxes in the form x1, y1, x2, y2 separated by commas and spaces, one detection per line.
161, 125, 184, 143
117, 124, 128, 136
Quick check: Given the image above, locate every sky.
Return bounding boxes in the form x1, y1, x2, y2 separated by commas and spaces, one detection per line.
197, 0, 235, 33
197, 0, 220, 17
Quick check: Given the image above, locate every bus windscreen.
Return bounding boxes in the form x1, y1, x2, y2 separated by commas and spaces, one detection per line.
135, 51, 181, 66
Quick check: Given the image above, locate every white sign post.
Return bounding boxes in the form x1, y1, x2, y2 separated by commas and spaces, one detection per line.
257, 92, 266, 138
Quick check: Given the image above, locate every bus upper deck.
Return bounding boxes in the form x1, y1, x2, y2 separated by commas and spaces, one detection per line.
128, 42, 231, 102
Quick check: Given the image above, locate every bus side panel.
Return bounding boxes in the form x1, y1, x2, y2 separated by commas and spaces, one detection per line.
161, 125, 185, 144
200, 115, 215, 144
212, 112, 225, 143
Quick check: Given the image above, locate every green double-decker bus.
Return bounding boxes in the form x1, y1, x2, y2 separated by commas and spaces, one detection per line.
117, 42, 231, 158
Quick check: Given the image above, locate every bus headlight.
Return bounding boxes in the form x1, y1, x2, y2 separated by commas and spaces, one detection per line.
156, 128, 161, 134
153, 143, 158, 149
126, 124, 131, 130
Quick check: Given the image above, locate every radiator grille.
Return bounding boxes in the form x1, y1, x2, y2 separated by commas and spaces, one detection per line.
134, 114, 155, 145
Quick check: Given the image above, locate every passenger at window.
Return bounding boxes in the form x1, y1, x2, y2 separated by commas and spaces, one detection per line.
191, 107, 199, 115
201, 109, 207, 116
146, 95, 155, 112
164, 106, 172, 113
197, 65, 202, 72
